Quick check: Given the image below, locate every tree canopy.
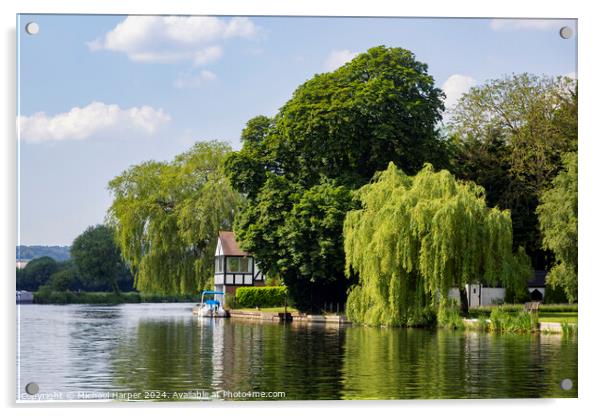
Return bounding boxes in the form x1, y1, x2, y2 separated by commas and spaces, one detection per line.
71, 224, 132, 293
227, 46, 448, 311
448, 74, 577, 269
107, 141, 244, 295
537, 152, 578, 303
344, 163, 532, 326
16, 256, 58, 291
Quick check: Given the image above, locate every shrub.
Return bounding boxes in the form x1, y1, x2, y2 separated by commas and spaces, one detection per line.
235, 286, 288, 308
489, 308, 537, 333
561, 321, 577, 337
438, 306, 465, 330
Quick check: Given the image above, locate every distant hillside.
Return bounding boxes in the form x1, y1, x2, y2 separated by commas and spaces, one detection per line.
17, 245, 71, 262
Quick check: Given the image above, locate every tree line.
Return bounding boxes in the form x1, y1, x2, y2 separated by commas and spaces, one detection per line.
100, 46, 576, 320
17, 225, 133, 293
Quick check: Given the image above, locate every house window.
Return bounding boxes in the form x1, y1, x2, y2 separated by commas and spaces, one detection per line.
215, 256, 223, 273
227, 257, 253, 273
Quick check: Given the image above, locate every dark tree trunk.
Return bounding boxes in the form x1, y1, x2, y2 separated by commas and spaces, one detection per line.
111, 278, 121, 295
459, 286, 469, 317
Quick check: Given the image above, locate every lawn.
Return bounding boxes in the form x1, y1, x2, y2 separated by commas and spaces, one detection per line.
537, 312, 578, 324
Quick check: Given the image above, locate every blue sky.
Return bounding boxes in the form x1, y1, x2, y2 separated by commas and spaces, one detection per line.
17, 15, 577, 246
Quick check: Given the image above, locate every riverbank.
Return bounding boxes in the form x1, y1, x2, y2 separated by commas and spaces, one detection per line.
32, 291, 198, 305
216, 306, 576, 333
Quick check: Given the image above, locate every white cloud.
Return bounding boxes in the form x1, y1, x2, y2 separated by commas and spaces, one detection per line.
88, 16, 259, 65
324, 49, 359, 71
442, 74, 478, 110
174, 69, 217, 89
490, 19, 572, 31
18, 102, 171, 143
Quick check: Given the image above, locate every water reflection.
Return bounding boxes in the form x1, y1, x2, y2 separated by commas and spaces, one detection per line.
17, 304, 577, 401
340, 327, 577, 399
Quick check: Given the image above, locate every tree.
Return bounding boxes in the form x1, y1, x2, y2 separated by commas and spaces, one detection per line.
48, 263, 81, 292
448, 74, 577, 269
236, 177, 356, 310
343, 163, 531, 326
227, 46, 448, 311
537, 152, 577, 303
17, 256, 58, 291
107, 141, 245, 295
71, 224, 130, 293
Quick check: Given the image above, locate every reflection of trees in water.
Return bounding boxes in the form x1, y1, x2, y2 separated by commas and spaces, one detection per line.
341, 328, 577, 399
220, 322, 347, 400
110, 318, 576, 400
110, 319, 348, 400
111, 318, 210, 395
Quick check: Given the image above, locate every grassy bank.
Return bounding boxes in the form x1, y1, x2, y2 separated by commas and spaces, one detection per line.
33, 291, 198, 305
469, 303, 577, 318
538, 312, 578, 324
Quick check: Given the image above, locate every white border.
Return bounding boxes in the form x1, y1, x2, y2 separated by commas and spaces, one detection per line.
3, 1, 600, 415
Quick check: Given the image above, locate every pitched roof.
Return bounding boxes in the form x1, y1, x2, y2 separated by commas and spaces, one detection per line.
218, 231, 248, 256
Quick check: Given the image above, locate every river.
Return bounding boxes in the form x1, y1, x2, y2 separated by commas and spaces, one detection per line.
16, 303, 577, 401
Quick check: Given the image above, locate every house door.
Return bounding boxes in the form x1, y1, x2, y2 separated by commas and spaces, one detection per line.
469, 284, 480, 307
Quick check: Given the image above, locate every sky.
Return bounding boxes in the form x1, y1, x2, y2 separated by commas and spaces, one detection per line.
16, 15, 577, 246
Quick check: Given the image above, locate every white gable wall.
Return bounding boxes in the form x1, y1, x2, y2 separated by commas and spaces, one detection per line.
215, 238, 223, 256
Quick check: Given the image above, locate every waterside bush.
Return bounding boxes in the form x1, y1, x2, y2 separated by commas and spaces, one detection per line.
438, 307, 465, 330
488, 308, 538, 333
235, 286, 288, 308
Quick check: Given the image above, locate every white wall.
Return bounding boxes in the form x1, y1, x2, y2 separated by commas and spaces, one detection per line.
448, 285, 506, 307
481, 288, 505, 306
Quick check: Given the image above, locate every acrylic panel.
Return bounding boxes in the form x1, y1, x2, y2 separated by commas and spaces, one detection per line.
16, 14, 578, 402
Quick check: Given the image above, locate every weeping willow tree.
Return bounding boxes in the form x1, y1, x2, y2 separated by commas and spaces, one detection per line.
344, 162, 531, 326
107, 141, 245, 295
537, 152, 578, 303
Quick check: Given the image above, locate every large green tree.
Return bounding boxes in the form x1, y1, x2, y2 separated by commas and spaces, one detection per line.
16, 256, 58, 291
536, 152, 578, 303
448, 74, 577, 269
107, 141, 245, 295
71, 224, 132, 293
344, 163, 531, 326
227, 46, 448, 311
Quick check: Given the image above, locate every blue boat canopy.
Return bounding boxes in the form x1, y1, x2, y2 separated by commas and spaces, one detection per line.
201, 290, 224, 295
204, 299, 221, 306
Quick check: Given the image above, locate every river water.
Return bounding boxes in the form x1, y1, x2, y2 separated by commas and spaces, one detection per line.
16, 303, 577, 401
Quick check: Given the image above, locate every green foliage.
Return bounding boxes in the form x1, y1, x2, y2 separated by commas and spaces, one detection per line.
48, 264, 80, 291
438, 306, 465, 330
469, 303, 577, 318
33, 291, 197, 304
543, 282, 569, 304
489, 308, 537, 333
235, 286, 288, 308
503, 246, 532, 303
17, 256, 58, 291
108, 141, 245, 295
561, 321, 577, 337
235, 176, 356, 311
537, 152, 578, 303
344, 163, 532, 326
71, 224, 132, 293
448, 74, 577, 268
228, 46, 447, 311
